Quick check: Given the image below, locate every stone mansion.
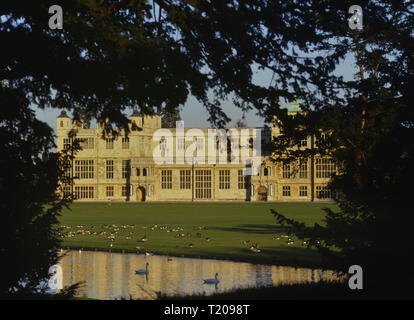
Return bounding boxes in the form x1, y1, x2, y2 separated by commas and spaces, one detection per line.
56, 108, 336, 202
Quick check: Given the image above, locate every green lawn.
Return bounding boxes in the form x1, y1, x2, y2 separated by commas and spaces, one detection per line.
57, 202, 338, 268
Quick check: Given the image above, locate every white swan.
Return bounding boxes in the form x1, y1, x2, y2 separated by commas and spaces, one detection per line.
203, 273, 219, 284
135, 262, 149, 275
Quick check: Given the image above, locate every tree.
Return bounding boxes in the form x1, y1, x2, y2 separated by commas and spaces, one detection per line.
0, 84, 73, 296
261, 2, 414, 295
235, 119, 246, 128
159, 106, 182, 128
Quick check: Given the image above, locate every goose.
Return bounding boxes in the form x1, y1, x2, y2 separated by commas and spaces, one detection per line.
249, 244, 261, 253
141, 236, 148, 242
136, 262, 149, 275
203, 273, 220, 284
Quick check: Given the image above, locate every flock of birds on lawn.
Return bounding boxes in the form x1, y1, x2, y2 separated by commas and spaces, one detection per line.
57, 224, 308, 256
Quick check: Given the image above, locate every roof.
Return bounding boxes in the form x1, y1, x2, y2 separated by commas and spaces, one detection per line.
57, 110, 70, 118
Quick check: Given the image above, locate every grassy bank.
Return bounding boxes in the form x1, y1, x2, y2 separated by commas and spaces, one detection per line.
156, 281, 351, 300
155, 280, 408, 300
57, 202, 338, 268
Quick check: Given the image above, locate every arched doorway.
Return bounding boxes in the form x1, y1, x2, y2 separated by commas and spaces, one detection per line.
136, 186, 146, 202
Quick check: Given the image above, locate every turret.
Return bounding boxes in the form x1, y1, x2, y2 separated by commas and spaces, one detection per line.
57, 110, 71, 130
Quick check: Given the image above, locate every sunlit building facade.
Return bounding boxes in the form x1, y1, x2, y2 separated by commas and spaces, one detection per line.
56, 107, 335, 202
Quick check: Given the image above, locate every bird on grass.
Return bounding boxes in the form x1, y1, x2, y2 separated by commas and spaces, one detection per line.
249, 243, 261, 253
135, 263, 149, 275
203, 273, 220, 284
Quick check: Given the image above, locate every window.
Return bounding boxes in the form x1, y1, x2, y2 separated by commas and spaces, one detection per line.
180, 170, 191, 189
159, 139, 167, 151
136, 168, 140, 176
316, 186, 334, 199
282, 163, 290, 179
195, 170, 211, 199
122, 160, 131, 179
299, 186, 308, 197
122, 137, 129, 149
316, 158, 336, 178
77, 137, 94, 149
264, 167, 269, 176
63, 138, 70, 150
106, 138, 114, 149
196, 138, 204, 151
238, 170, 248, 189
74, 186, 94, 199
161, 170, 172, 189
63, 160, 71, 178
106, 160, 114, 179
143, 168, 147, 176
177, 138, 185, 151
282, 186, 291, 197
63, 186, 71, 198
299, 159, 308, 179
74, 160, 94, 179
106, 186, 114, 197
219, 170, 230, 189
122, 186, 128, 197
300, 139, 307, 147
60, 120, 64, 127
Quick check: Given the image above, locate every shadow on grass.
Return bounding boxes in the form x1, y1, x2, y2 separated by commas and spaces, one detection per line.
208, 224, 288, 235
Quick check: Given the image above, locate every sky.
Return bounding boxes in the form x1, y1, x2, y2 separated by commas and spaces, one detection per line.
34, 53, 358, 135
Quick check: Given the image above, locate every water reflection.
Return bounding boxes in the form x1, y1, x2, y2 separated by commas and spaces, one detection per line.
58, 250, 340, 300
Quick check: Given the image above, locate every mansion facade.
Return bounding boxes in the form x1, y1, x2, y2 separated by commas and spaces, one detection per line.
56, 109, 336, 202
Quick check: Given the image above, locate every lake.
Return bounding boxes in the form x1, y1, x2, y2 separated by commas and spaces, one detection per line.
57, 250, 340, 300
